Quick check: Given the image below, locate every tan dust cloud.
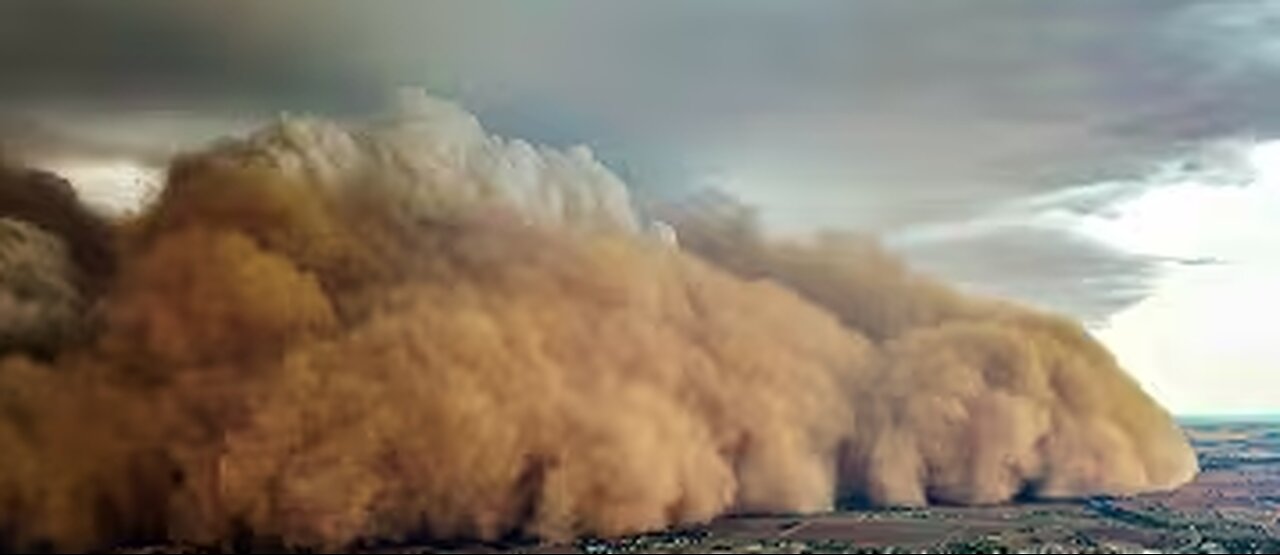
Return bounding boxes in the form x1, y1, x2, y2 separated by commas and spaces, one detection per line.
0, 92, 1196, 551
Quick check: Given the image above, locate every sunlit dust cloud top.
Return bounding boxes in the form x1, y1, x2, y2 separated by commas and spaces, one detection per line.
0, 94, 1195, 551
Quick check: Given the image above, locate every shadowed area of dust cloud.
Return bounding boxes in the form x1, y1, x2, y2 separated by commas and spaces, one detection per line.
0, 165, 116, 355
0, 91, 1196, 551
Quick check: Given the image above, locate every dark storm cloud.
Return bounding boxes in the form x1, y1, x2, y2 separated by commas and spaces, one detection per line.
0, 0, 1265, 185
0, 0, 1275, 324
892, 226, 1166, 327
0, 1, 372, 110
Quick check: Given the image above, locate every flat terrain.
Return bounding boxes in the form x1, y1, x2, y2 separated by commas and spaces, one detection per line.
119, 419, 1280, 554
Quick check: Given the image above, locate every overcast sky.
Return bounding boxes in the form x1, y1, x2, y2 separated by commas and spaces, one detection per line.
2, 0, 1278, 413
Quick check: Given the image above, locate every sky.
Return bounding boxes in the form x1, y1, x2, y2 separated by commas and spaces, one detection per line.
1, 0, 1278, 414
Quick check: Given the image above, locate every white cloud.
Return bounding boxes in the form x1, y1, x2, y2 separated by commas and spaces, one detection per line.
35, 157, 162, 216
1091, 139, 1280, 414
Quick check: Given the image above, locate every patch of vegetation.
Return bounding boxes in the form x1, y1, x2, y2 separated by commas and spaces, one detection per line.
575, 527, 710, 554
937, 536, 1013, 554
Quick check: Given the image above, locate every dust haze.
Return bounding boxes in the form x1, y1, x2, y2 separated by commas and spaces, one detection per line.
0, 92, 1196, 551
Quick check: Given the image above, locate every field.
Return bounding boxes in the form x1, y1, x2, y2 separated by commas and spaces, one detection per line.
120, 418, 1280, 554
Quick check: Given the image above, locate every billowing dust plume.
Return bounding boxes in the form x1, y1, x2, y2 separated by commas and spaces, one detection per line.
0, 91, 1196, 551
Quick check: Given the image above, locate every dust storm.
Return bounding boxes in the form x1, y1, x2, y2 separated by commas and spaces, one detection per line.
0, 92, 1196, 551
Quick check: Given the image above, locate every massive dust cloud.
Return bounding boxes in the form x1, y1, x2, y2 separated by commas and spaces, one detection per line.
0, 91, 1197, 551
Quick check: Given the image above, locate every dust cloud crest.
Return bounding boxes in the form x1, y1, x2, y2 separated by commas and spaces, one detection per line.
0, 92, 1196, 551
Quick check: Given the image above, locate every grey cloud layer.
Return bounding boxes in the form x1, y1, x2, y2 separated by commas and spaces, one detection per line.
1, 0, 1275, 325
